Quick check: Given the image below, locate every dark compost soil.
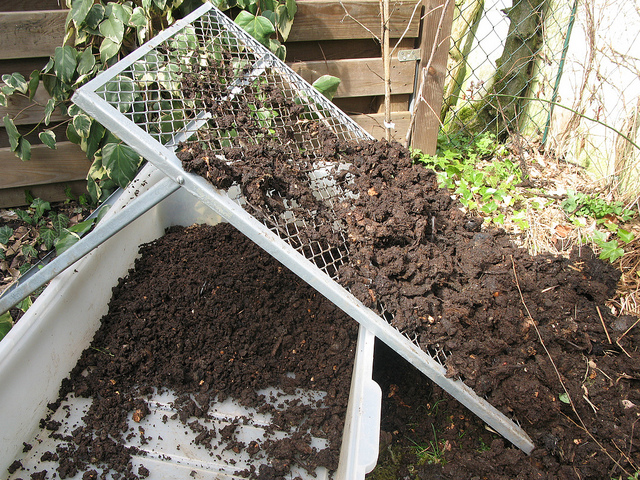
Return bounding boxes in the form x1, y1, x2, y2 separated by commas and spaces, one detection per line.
175, 64, 640, 478
9, 223, 359, 480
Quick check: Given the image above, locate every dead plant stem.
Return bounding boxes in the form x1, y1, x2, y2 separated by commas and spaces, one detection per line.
596, 305, 612, 344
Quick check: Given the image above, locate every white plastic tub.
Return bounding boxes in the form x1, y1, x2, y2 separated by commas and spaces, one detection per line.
0, 164, 381, 480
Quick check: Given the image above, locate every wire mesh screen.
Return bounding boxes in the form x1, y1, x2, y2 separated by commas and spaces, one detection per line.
92, 6, 368, 280
440, 0, 574, 144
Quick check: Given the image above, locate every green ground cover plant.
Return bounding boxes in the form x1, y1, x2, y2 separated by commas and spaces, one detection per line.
412, 132, 529, 226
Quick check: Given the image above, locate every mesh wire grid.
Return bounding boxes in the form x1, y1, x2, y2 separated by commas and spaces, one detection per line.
73, 3, 533, 453
441, 0, 574, 145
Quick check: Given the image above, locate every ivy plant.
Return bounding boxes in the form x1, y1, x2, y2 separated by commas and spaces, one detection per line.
1, 0, 301, 203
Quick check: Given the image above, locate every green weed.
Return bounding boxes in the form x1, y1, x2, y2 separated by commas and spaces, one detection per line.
412, 132, 524, 226
562, 190, 637, 263
407, 425, 447, 466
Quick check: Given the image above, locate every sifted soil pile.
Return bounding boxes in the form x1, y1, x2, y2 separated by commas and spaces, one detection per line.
8, 223, 359, 480
176, 72, 639, 478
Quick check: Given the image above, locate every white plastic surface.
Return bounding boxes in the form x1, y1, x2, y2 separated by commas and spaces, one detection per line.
0, 164, 380, 479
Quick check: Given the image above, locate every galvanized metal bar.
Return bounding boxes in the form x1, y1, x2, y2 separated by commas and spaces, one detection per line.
0, 177, 181, 315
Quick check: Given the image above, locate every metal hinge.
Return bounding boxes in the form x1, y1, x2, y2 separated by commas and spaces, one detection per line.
398, 49, 421, 62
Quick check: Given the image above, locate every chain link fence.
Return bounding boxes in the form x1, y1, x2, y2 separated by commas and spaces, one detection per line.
439, 0, 640, 199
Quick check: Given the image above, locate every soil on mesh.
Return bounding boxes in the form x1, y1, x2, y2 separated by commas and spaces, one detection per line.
175, 74, 639, 477
13, 223, 358, 480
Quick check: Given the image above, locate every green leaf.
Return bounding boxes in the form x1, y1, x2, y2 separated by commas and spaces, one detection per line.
67, 0, 93, 28
100, 37, 121, 63
69, 218, 94, 236
85, 3, 105, 29
618, 228, 635, 244
2, 72, 28, 94
0, 311, 13, 341
22, 244, 38, 259
42, 72, 67, 101
15, 137, 31, 161
38, 227, 57, 249
3, 114, 20, 151
101, 142, 142, 188
99, 16, 125, 44
262, 10, 277, 26
31, 198, 51, 219
104, 75, 136, 112
0, 92, 6, 107
153, 0, 167, 9
235, 11, 275, 46
312, 75, 340, 100
105, 3, 131, 25
15, 209, 33, 225
77, 47, 96, 76
72, 113, 92, 138
27, 70, 40, 100
157, 64, 181, 92
50, 212, 70, 235
210, 0, 236, 9
599, 240, 625, 263
54, 46, 78, 85
268, 38, 286, 60
260, 0, 276, 11
169, 25, 198, 51
286, 0, 297, 20
275, 4, 293, 41
39, 130, 57, 149
85, 121, 106, 160
17, 296, 32, 313
0, 225, 13, 245
54, 231, 80, 256
558, 393, 570, 404
66, 120, 82, 145
129, 7, 147, 27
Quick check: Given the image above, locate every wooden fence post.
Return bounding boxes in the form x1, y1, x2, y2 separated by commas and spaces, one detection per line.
410, 0, 455, 154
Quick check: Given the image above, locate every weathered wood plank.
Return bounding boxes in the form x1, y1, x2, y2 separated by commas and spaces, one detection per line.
0, 83, 66, 126
289, 0, 421, 42
0, 10, 66, 60
351, 111, 411, 143
286, 38, 415, 62
410, 0, 454, 154
0, 57, 50, 78
0, 0, 65, 12
0, 142, 89, 190
0, 180, 87, 209
288, 57, 415, 98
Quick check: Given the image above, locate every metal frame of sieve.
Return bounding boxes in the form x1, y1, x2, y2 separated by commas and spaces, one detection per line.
25, 2, 532, 453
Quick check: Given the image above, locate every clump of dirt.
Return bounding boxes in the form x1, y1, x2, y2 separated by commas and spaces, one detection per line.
10, 223, 358, 480
175, 60, 639, 478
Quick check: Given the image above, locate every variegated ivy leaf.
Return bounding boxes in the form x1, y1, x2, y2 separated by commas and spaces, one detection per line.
39, 130, 57, 149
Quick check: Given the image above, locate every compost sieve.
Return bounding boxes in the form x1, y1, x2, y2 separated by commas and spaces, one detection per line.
71, 3, 534, 453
